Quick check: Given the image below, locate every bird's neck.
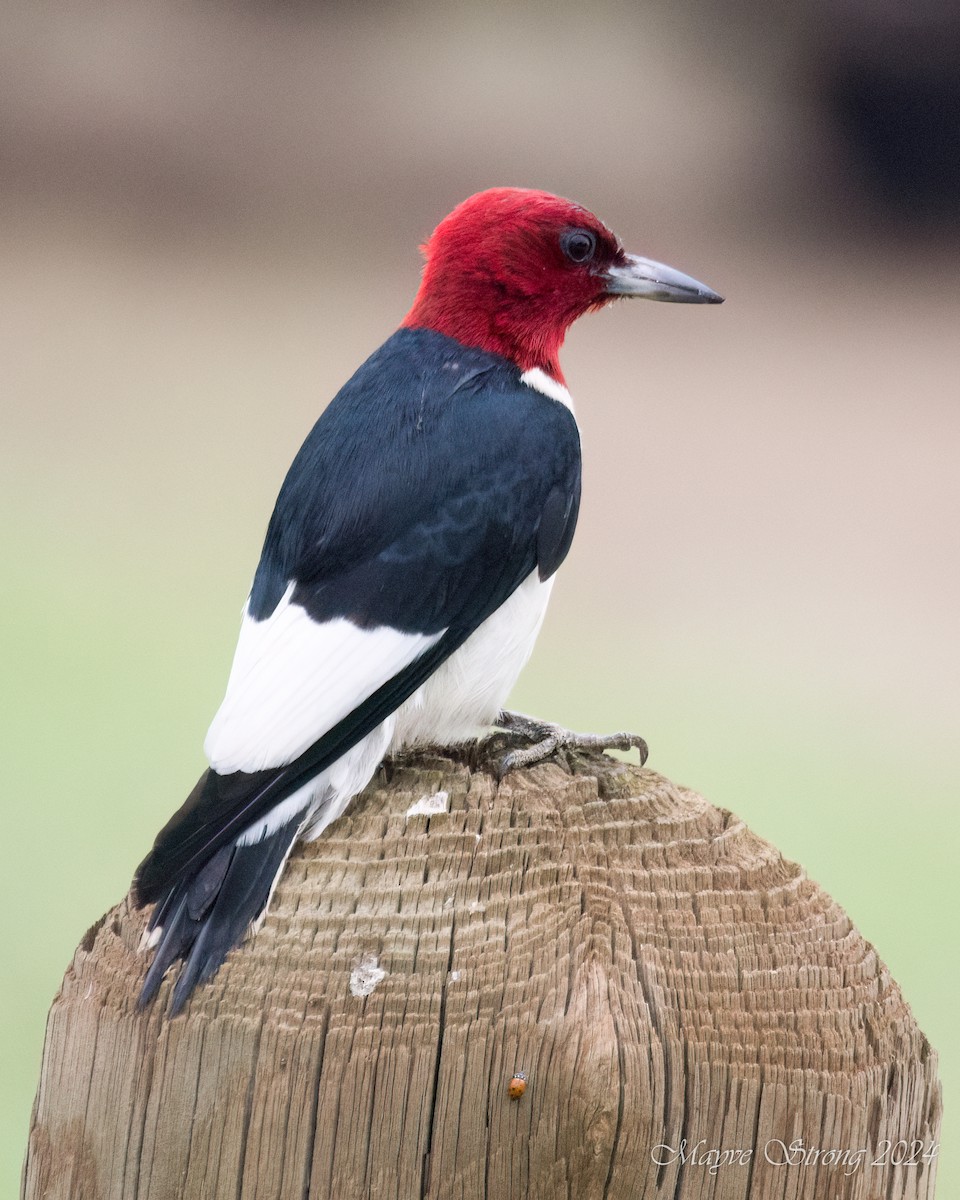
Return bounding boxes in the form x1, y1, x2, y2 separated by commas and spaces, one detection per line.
402, 288, 568, 384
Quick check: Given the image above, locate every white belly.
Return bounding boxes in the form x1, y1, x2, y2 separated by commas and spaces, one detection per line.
242, 570, 554, 846
390, 569, 554, 750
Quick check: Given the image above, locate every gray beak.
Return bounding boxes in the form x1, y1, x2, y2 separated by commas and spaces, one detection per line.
605, 254, 724, 304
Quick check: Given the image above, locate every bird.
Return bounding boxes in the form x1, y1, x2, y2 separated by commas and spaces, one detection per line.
133, 187, 722, 1015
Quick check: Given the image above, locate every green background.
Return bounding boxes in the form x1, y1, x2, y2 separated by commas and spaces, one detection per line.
2, 3, 956, 1195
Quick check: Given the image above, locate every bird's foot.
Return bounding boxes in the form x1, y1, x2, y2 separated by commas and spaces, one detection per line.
493, 710, 648, 778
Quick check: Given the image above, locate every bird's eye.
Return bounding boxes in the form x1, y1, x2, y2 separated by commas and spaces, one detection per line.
560, 229, 597, 264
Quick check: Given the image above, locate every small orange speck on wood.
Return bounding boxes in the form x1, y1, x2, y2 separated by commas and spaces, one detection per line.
508, 1072, 527, 1100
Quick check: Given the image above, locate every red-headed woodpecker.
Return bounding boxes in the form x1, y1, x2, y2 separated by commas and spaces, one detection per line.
134, 187, 722, 1014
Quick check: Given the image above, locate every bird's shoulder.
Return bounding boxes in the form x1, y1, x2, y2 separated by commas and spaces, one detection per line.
284, 327, 578, 489
250, 328, 580, 619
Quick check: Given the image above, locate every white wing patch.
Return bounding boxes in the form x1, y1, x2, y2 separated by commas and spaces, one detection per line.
205, 583, 443, 773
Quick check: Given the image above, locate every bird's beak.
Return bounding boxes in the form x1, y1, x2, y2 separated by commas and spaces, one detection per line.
604, 254, 724, 304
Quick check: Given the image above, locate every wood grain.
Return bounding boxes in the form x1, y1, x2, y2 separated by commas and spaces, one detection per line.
23, 751, 941, 1199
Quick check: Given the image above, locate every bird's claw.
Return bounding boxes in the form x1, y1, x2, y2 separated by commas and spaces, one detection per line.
493, 710, 648, 778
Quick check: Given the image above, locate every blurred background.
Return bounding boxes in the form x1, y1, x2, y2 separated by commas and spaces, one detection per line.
2, 0, 957, 1193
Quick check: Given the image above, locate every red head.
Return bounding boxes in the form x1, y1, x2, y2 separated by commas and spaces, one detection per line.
403, 187, 722, 382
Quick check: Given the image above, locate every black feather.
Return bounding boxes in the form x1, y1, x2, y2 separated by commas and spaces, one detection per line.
536, 483, 580, 581
138, 812, 304, 1015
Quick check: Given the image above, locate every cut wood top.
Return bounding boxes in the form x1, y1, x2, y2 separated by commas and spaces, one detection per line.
24, 752, 941, 1200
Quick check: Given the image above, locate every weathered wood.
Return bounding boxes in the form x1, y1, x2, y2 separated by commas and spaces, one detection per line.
23, 752, 941, 1199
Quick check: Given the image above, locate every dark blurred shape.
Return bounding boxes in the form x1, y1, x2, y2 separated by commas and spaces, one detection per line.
817, 6, 960, 223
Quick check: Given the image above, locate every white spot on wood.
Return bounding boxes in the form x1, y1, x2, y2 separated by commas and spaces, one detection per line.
405, 790, 449, 818
450, 971, 461, 983
349, 953, 387, 997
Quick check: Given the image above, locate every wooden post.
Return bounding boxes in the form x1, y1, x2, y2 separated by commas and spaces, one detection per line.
23, 752, 941, 1199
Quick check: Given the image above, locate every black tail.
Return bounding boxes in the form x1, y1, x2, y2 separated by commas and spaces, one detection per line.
136, 809, 305, 1016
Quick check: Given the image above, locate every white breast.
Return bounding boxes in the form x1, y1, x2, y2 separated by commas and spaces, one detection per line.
390, 570, 555, 750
